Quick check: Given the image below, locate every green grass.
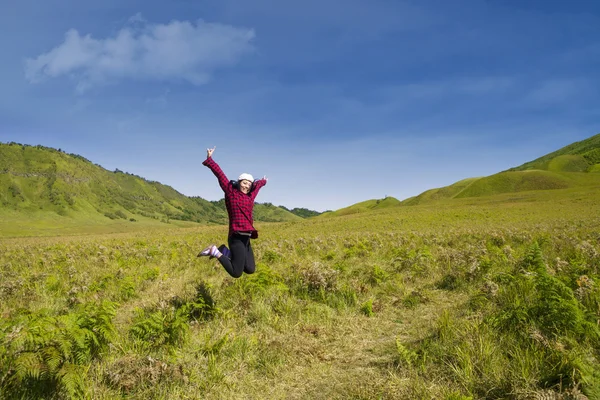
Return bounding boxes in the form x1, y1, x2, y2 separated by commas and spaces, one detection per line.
547, 154, 591, 172
455, 170, 573, 197
1, 185, 599, 399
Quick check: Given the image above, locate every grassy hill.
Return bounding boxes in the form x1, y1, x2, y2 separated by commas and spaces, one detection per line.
402, 132, 600, 206
0, 142, 300, 236
509, 132, 600, 172
402, 177, 480, 206
320, 196, 401, 217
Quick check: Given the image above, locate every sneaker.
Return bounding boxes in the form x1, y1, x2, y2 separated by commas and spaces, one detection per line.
197, 245, 215, 258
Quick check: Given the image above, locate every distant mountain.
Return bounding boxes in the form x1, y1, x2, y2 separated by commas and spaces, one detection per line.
403, 133, 600, 205
0, 142, 300, 224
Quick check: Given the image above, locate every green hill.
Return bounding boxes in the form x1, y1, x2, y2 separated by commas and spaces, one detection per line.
401, 132, 600, 206
0, 142, 300, 235
320, 196, 400, 217
402, 178, 480, 206
509, 132, 600, 172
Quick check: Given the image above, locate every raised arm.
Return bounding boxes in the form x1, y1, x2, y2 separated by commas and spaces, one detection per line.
250, 176, 268, 200
202, 146, 230, 193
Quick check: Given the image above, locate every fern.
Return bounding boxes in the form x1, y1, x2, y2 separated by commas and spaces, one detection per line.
57, 363, 86, 399
130, 283, 220, 349
396, 338, 418, 366
178, 281, 219, 321
488, 242, 600, 393
130, 307, 190, 348
0, 301, 116, 399
531, 273, 600, 342
520, 241, 546, 273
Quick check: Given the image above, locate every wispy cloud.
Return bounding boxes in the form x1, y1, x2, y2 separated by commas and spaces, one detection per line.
24, 15, 255, 92
523, 79, 592, 108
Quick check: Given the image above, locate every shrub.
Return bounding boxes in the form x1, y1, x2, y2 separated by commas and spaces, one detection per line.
115, 210, 127, 219
297, 262, 339, 293
104, 212, 118, 220
104, 354, 186, 394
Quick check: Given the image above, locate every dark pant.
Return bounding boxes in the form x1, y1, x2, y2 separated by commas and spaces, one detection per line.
217, 234, 255, 278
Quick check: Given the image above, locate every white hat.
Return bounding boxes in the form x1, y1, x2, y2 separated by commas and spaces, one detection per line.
238, 173, 254, 182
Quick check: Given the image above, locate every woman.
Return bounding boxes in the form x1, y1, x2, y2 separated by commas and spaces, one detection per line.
197, 146, 268, 278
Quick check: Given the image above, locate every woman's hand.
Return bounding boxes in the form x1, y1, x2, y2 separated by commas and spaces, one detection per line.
207, 146, 216, 158
263, 175, 268, 182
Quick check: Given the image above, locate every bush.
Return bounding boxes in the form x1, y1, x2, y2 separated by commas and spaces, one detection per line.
115, 210, 127, 219
297, 262, 339, 293
104, 212, 118, 220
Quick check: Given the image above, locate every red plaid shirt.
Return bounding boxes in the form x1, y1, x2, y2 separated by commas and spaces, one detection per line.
203, 157, 267, 237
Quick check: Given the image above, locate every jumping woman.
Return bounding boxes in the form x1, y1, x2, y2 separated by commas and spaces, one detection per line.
197, 146, 268, 278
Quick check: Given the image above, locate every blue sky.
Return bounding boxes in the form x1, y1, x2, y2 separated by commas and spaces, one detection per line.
1, 0, 599, 211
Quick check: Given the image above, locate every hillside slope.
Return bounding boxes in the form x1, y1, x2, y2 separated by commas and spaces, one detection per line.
0, 143, 299, 231
320, 196, 400, 217
509, 133, 600, 172
402, 133, 600, 205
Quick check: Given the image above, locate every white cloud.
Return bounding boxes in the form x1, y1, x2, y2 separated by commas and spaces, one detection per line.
24, 16, 255, 91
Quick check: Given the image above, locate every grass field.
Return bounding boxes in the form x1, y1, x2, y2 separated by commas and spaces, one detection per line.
0, 208, 202, 238
1, 185, 600, 399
